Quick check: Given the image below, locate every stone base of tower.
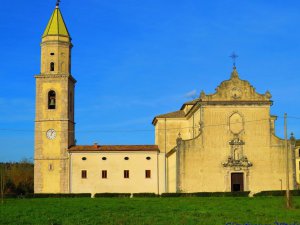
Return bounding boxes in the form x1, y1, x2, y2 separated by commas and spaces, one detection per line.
34, 159, 70, 193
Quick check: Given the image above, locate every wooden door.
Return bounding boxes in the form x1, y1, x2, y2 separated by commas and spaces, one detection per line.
231, 173, 244, 192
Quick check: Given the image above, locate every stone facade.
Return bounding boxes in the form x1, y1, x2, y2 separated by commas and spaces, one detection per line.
153, 68, 296, 193
295, 141, 300, 188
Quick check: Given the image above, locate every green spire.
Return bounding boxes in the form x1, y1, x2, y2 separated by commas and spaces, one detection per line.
42, 6, 70, 38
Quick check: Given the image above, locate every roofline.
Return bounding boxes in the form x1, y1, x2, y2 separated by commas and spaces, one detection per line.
68, 149, 160, 153
180, 102, 197, 110
166, 148, 176, 157
152, 116, 186, 125
153, 99, 273, 125
68, 145, 160, 153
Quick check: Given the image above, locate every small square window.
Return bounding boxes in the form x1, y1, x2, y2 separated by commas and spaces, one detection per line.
145, 170, 151, 178
124, 170, 129, 178
81, 170, 87, 179
102, 170, 107, 179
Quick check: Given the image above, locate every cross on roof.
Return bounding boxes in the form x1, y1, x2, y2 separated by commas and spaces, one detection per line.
56, 0, 61, 6
229, 52, 238, 68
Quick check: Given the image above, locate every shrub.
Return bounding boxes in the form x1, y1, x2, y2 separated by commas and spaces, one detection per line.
161, 192, 250, 197
26, 193, 91, 198
132, 193, 157, 197
3, 193, 18, 198
161, 193, 183, 197
94, 193, 131, 198
254, 190, 300, 197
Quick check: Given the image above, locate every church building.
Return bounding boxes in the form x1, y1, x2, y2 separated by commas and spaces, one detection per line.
153, 68, 295, 193
34, 3, 296, 195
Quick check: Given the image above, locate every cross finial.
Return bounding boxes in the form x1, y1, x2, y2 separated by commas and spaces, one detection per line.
229, 52, 238, 68
56, 0, 61, 7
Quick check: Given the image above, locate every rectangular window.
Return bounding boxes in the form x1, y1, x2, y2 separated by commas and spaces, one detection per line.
145, 170, 151, 178
124, 170, 129, 178
48, 164, 53, 171
299, 161, 300, 171
81, 170, 87, 179
102, 170, 107, 179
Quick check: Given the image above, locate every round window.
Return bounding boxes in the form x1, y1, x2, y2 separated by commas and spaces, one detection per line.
146, 156, 151, 160
82, 157, 87, 161
102, 157, 107, 160
124, 157, 129, 160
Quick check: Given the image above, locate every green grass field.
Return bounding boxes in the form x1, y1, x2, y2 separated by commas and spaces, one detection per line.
0, 197, 300, 225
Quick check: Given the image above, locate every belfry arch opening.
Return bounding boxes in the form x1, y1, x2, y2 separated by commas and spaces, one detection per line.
48, 90, 56, 109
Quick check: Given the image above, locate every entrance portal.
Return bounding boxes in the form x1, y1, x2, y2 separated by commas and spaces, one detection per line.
231, 173, 244, 192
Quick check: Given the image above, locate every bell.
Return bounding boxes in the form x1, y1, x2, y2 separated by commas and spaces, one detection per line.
49, 98, 55, 106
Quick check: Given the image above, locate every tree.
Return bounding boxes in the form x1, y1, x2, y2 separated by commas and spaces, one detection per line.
0, 165, 5, 204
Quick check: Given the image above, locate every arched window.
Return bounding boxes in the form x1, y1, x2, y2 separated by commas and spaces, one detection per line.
298, 148, 300, 157
48, 90, 56, 109
50, 62, 55, 72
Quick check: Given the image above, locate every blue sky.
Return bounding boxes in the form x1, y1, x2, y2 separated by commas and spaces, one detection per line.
1, 0, 300, 162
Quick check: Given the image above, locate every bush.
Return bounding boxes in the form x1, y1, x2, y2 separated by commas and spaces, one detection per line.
27, 193, 91, 198
132, 193, 157, 197
16, 181, 33, 195
3, 193, 18, 198
161, 192, 250, 197
161, 193, 184, 197
94, 193, 131, 198
254, 190, 300, 197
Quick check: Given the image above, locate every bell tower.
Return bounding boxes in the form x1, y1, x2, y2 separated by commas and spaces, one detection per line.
34, 2, 76, 193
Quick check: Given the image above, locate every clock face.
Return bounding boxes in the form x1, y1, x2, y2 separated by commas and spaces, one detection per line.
46, 129, 56, 140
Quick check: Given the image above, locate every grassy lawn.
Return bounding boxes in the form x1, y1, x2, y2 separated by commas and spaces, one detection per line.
0, 197, 300, 225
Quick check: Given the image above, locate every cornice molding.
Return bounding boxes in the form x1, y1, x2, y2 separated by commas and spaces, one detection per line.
35, 74, 77, 83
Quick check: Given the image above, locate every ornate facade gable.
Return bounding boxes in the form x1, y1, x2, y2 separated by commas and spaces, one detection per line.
200, 67, 272, 102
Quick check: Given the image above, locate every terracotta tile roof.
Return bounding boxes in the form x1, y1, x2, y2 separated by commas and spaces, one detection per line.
183, 98, 199, 105
154, 110, 185, 119
68, 145, 159, 152
152, 110, 186, 125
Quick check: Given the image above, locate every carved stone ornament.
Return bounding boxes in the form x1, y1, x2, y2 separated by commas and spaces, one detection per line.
265, 90, 272, 99
230, 87, 242, 99
222, 136, 252, 169
198, 67, 272, 102
200, 90, 206, 99
176, 132, 182, 146
222, 155, 253, 169
229, 137, 244, 145
198, 121, 204, 134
